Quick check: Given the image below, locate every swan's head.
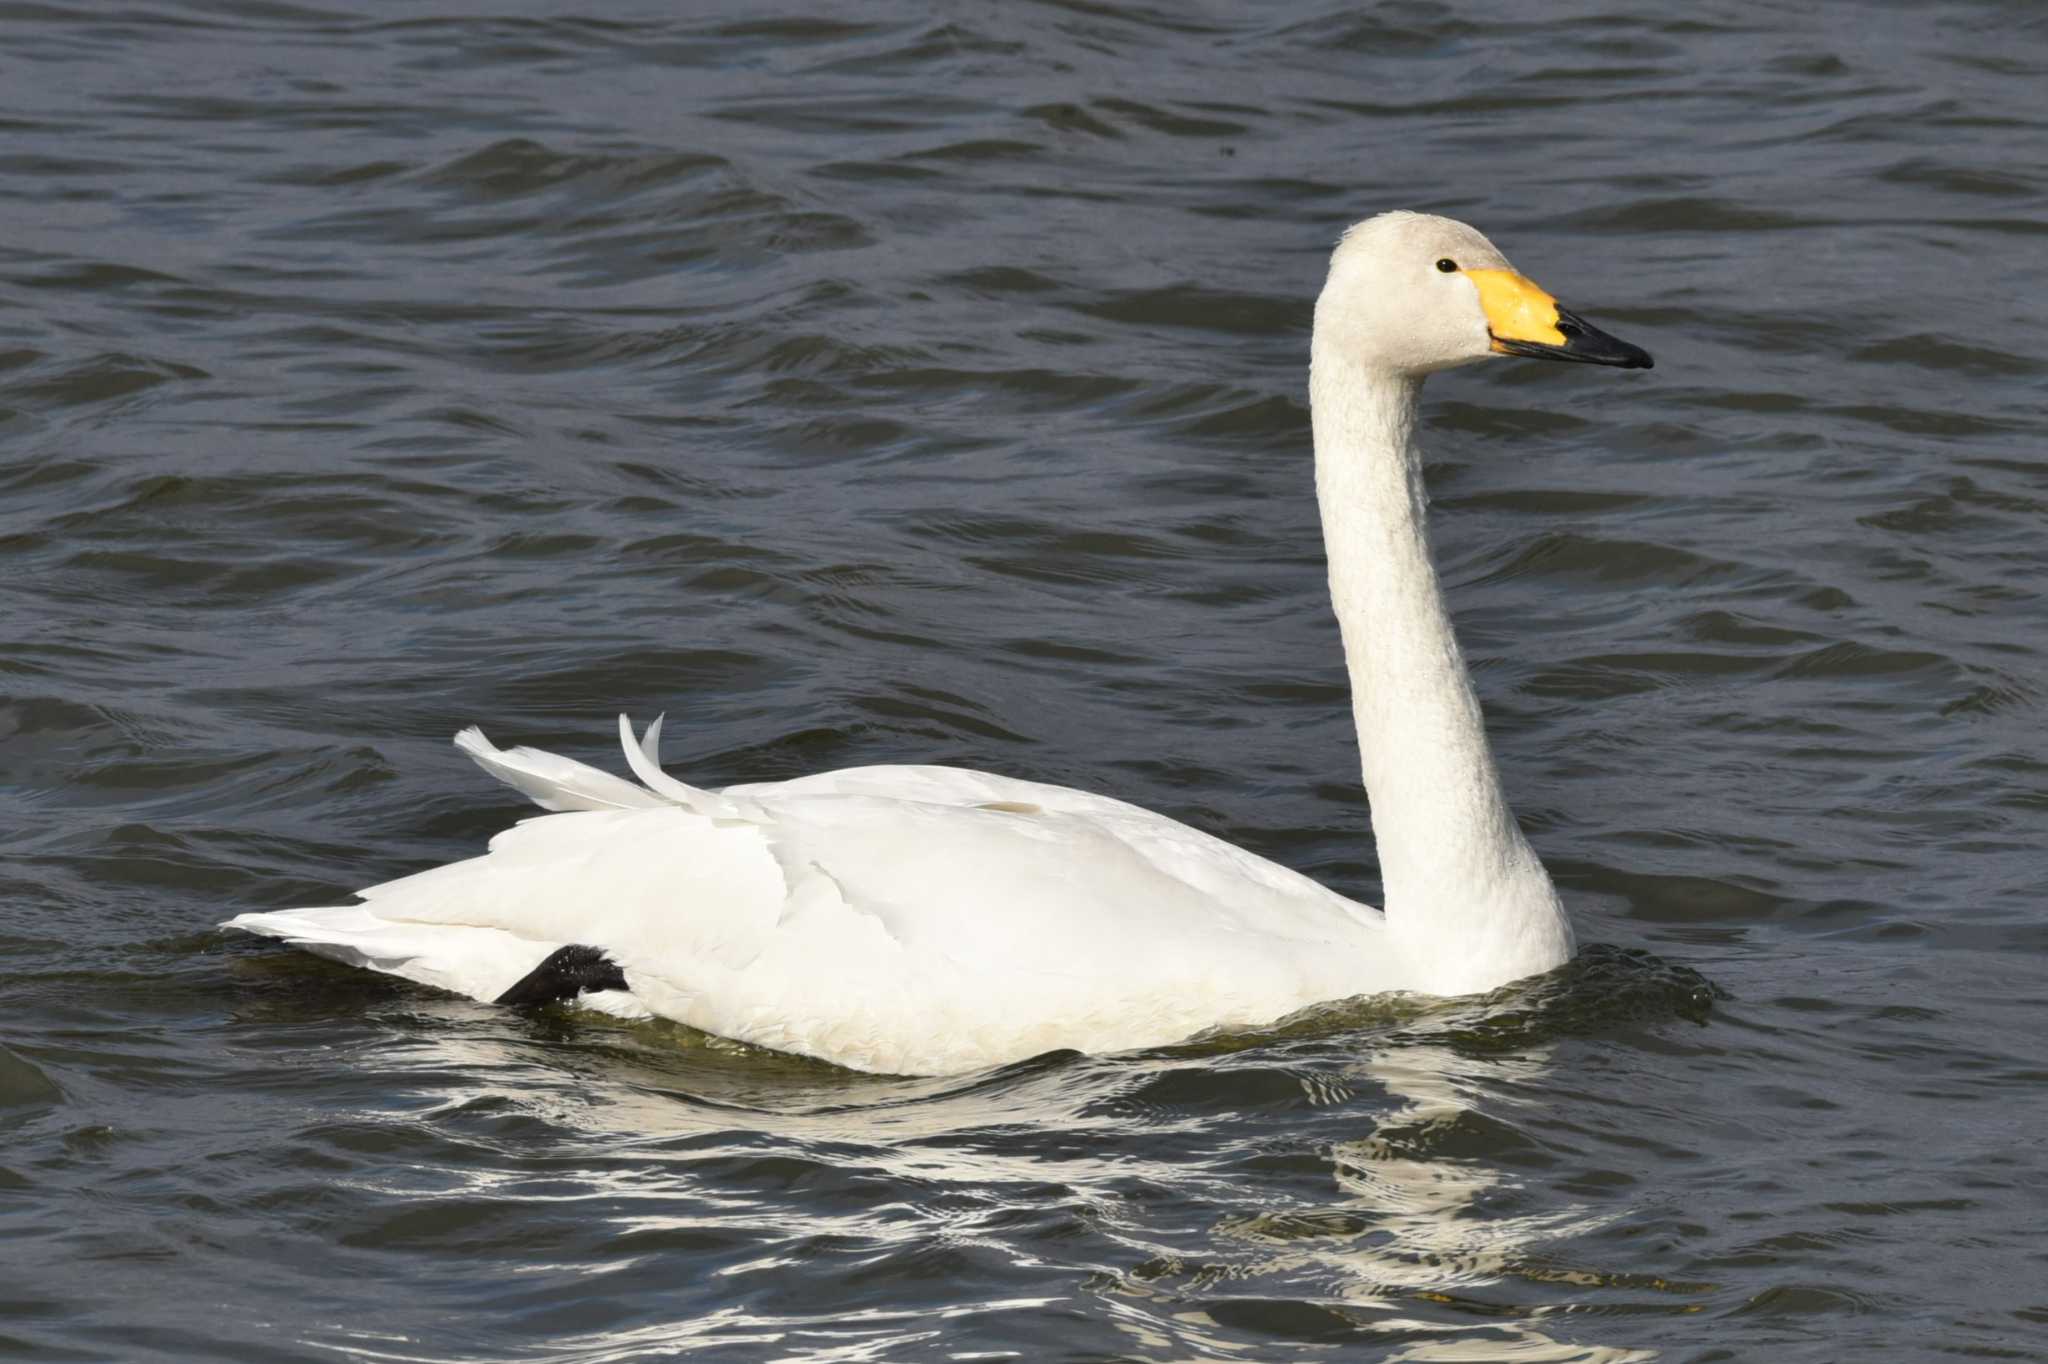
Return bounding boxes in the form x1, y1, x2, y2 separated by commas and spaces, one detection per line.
1316, 212, 1652, 378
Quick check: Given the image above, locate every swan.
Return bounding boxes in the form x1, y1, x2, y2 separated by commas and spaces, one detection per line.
225, 213, 1652, 1075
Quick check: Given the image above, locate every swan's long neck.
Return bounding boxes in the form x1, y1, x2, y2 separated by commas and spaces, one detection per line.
1308, 341, 1572, 992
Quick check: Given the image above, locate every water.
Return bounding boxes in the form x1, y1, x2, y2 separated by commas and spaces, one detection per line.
3, 1, 2045, 1359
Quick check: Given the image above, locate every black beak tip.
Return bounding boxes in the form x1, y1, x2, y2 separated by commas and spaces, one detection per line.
1554, 307, 1652, 370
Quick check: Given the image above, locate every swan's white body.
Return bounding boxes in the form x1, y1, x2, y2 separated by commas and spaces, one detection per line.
227, 213, 1651, 1075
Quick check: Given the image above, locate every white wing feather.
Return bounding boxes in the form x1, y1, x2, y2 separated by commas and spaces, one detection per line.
453, 726, 665, 812
614, 713, 747, 819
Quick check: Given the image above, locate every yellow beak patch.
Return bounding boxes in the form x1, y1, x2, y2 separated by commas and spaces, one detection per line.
1467, 269, 1567, 350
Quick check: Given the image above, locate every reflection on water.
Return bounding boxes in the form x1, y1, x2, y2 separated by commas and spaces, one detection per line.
1322, 1048, 1651, 1363
1098, 1039, 1671, 1363
291, 960, 1708, 1362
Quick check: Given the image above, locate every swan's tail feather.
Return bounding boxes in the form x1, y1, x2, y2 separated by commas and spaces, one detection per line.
222, 907, 653, 1019
224, 905, 543, 999
454, 726, 667, 813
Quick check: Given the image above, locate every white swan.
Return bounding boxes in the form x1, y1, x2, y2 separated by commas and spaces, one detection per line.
226, 213, 1652, 1075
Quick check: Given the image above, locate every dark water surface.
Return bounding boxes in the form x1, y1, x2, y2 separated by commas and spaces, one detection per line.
5, 2, 2046, 1359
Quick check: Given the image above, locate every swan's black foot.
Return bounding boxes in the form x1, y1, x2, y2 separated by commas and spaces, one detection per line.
495, 945, 629, 1007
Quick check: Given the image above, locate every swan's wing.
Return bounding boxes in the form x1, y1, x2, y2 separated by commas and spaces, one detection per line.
726, 763, 1095, 806
309, 789, 1373, 1072
732, 762, 1363, 911
234, 725, 1383, 1074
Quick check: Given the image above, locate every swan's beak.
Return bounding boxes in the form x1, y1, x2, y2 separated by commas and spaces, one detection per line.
1469, 269, 1654, 369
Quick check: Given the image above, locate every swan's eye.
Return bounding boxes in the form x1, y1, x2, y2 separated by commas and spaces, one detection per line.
1435, 258, 1458, 273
